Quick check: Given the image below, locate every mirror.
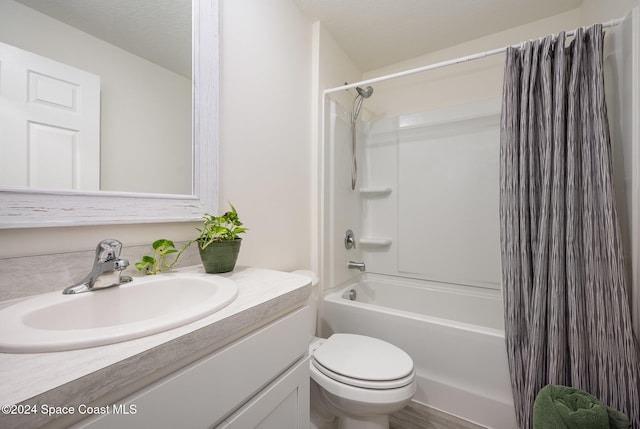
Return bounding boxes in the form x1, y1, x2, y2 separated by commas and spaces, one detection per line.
0, 0, 219, 228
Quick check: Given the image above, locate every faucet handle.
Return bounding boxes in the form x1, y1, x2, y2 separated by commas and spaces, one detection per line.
114, 258, 129, 271
345, 229, 357, 250
95, 239, 123, 262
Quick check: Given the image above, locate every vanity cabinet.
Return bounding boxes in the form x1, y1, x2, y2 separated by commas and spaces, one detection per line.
73, 306, 311, 429
219, 356, 309, 428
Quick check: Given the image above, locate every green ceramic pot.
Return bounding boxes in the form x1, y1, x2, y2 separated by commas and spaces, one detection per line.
198, 239, 242, 273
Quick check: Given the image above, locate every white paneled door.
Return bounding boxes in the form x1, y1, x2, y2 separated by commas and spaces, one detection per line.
0, 42, 100, 190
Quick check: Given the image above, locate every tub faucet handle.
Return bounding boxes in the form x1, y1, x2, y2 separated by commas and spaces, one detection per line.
347, 261, 365, 272
345, 229, 356, 250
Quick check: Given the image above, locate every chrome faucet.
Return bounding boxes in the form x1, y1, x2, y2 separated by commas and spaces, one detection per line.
63, 239, 132, 295
347, 261, 365, 272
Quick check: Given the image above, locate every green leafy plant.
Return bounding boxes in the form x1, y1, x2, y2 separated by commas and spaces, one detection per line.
134, 239, 191, 275
135, 203, 248, 275
197, 203, 248, 249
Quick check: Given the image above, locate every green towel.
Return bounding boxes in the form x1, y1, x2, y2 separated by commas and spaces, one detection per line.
533, 384, 630, 429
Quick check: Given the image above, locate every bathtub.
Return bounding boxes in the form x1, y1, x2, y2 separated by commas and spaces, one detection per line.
320, 274, 518, 429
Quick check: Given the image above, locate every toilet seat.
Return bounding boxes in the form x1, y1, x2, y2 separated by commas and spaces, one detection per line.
312, 333, 415, 389
312, 359, 415, 389
310, 360, 416, 407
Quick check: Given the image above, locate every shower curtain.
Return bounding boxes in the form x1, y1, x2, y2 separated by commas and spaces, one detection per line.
499, 24, 640, 428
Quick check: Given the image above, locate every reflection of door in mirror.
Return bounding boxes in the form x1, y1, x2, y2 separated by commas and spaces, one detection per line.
0, 0, 193, 196
0, 42, 100, 190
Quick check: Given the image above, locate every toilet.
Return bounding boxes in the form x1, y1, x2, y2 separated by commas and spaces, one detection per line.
310, 334, 416, 429
292, 271, 416, 429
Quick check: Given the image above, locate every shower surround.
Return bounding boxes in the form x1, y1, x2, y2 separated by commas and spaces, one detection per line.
321, 97, 508, 427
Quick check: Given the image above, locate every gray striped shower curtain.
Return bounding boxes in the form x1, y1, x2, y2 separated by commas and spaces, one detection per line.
499, 24, 640, 428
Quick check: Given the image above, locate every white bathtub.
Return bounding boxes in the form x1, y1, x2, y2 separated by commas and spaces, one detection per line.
320, 274, 518, 429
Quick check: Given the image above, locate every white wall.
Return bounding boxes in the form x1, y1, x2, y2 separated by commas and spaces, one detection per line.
312, 24, 364, 289
218, 0, 313, 271
361, 9, 581, 118
580, 0, 640, 24
0, 0, 314, 279
0, 0, 192, 195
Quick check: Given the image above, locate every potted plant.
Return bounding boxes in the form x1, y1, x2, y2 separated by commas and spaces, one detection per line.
135, 203, 247, 275
196, 203, 248, 273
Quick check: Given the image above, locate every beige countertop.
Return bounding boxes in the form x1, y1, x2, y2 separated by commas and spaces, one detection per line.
0, 266, 311, 429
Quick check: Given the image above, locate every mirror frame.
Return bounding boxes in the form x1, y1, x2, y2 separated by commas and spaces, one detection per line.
0, 0, 218, 229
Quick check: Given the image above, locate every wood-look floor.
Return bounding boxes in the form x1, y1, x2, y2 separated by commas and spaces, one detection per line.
390, 401, 488, 429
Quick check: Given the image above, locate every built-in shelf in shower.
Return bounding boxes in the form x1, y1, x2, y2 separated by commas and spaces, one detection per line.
358, 237, 392, 247
358, 187, 392, 197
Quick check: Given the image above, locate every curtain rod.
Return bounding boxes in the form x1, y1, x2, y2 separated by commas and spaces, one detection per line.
324, 16, 625, 95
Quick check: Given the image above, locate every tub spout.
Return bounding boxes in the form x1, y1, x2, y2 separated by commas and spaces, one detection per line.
347, 261, 365, 272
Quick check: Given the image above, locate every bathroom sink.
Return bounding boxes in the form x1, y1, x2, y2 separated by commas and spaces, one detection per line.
0, 273, 238, 353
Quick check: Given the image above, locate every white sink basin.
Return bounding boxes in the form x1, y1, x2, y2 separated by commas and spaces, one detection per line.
0, 273, 238, 353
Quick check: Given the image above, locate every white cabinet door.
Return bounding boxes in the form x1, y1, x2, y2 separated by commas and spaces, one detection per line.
219, 357, 310, 429
0, 42, 100, 190
72, 306, 312, 429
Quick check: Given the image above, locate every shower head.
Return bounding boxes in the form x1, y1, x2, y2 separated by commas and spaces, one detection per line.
350, 85, 374, 191
356, 86, 374, 98
353, 86, 374, 120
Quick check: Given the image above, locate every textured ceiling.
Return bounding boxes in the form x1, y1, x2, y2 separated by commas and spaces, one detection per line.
292, 0, 584, 72
15, 0, 191, 78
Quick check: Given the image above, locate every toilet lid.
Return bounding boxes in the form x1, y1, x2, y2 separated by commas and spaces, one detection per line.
313, 334, 414, 382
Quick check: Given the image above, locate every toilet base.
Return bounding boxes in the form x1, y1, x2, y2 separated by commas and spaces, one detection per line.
311, 378, 398, 429
339, 414, 389, 429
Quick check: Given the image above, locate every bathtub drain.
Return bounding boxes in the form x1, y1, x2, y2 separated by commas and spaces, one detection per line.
347, 289, 357, 300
